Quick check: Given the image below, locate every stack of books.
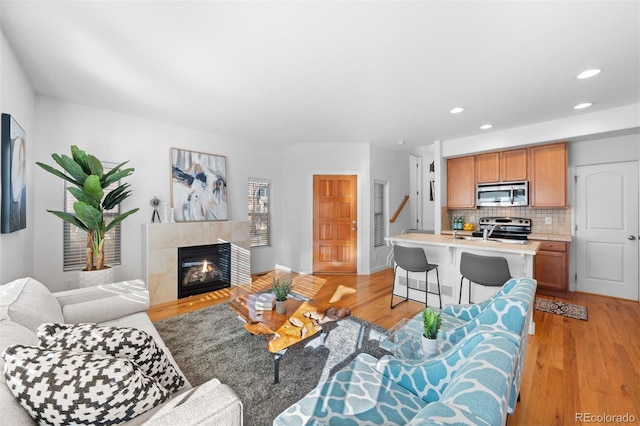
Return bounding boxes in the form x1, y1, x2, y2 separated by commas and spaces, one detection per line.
255, 293, 276, 311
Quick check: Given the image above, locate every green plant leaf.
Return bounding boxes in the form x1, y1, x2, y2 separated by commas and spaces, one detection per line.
46, 210, 89, 232
74, 202, 104, 232
103, 165, 134, 188
54, 153, 89, 184
67, 187, 100, 209
103, 184, 131, 210
36, 162, 82, 188
86, 154, 104, 177
83, 175, 104, 203
104, 208, 139, 232
71, 145, 90, 174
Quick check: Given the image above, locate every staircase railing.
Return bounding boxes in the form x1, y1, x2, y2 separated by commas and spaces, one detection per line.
389, 195, 410, 223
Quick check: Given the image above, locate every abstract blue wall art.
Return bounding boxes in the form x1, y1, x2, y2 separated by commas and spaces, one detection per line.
1, 113, 27, 233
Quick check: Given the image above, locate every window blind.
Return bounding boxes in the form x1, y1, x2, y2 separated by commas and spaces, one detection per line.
248, 179, 271, 247
374, 182, 386, 248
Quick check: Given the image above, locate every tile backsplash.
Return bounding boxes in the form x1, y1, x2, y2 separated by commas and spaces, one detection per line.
444, 206, 571, 235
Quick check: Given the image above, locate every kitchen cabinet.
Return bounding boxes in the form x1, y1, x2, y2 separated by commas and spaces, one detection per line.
476, 149, 528, 183
476, 152, 500, 183
533, 240, 569, 297
528, 142, 567, 207
501, 148, 528, 182
447, 156, 476, 208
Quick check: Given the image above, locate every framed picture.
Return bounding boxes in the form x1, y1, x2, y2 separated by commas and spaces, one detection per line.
1, 114, 27, 233
171, 148, 228, 221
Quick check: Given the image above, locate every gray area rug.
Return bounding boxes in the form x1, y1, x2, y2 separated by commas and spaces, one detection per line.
154, 303, 390, 426
535, 297, 588, 320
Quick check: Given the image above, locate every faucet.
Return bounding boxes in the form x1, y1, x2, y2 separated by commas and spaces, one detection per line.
484, 224, 498, 240
453, 230, 458, 239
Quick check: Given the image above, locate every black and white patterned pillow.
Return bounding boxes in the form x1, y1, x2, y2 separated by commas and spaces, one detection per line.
37, 323, 185, 394
2, 345, 170, 425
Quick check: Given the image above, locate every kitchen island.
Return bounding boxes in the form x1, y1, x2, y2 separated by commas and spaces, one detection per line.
385, 233, 540, 306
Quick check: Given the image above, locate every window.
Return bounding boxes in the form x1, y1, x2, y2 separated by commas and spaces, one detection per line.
374, 181, 387, 248
248, 179, 271, 247
63, 163, 122, 271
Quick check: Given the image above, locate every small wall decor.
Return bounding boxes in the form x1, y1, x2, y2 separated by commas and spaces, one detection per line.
1, 114, 27, 233
170, 148, 228, 221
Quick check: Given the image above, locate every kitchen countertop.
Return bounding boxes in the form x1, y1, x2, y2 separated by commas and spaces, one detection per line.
442, 230, 572, 243
387, 232, 540, 255
527, 233, 572, 242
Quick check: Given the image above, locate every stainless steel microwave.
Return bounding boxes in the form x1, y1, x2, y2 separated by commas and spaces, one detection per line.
476, 181, 528, 206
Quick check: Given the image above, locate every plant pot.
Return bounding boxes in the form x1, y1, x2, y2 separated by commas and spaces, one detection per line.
422, 335, 438, 355
77, 267, 114, 288
275, 299, 287, 314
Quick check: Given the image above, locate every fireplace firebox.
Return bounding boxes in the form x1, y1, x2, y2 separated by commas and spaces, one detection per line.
178, 243, 231, 299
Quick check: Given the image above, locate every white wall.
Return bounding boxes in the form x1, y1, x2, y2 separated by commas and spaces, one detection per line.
370, 145, 409, 272
0, 29, 35, 284
33, 97, 281, 291
442, 104, 640, 158
280, 143, 371, 274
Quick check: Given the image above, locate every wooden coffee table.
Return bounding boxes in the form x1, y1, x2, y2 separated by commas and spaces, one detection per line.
229, 286, 328, 383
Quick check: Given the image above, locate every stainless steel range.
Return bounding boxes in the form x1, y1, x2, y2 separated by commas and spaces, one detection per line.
472, 217, 532, 240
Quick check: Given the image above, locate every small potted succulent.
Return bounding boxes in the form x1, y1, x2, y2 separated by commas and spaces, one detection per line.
272, 277, 293, 314
422, 307, 442, 355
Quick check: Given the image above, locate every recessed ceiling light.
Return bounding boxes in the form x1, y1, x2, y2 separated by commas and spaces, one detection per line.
480, 124, 493, 130
397, 140, 405, 145
577, 69, 602, 79
574, 102, 593, 110
450, 107, 464, 114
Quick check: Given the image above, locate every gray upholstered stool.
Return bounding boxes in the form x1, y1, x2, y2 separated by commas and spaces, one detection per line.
391, 245, 441, 309
459, 252, 512, 304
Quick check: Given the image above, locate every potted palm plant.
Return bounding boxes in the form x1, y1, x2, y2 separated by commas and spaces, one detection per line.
36, 145, 139, 286
422, 307, 442, 355
272, 277, 293, 314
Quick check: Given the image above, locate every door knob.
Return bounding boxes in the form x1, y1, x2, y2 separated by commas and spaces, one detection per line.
628, 235, 637, 240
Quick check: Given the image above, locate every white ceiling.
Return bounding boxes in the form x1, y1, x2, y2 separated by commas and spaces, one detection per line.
2, 1, 639, 150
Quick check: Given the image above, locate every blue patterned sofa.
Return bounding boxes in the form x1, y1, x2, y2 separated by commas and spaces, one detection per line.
273, 277, 537, 425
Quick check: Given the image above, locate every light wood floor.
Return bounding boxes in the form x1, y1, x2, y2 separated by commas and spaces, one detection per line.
148, 269, 640, 425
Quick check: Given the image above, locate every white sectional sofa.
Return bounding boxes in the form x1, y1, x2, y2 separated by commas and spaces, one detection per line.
0, 277, 243, 425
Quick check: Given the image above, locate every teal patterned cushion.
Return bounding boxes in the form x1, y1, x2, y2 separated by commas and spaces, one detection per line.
273, 353, 427, 425
439, 297, 528, 351
375, 329, 518, 403
442, 277, 520, 321
408, 335, 518, 426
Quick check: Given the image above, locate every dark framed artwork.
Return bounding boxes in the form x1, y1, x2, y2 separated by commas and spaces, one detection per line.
171, 148, 228, 221
1, 114, 26, 233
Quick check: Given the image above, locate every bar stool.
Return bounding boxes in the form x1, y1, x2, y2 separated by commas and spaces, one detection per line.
459, 252, 512, 304
391, 245, 442, 309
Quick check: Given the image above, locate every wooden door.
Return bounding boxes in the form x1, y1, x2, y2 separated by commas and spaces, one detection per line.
576, 161, 639, 300
313, 175, 357, 273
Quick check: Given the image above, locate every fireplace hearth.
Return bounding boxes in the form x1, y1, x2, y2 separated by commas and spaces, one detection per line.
178, 243, 231, 298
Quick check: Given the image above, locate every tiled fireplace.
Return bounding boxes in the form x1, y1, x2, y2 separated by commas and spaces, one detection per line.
142, 221, 251, 305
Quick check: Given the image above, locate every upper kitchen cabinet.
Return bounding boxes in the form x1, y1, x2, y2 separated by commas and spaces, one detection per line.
528, 142, 568, 207
447, 156, 476, 208
476, 148, 528, 183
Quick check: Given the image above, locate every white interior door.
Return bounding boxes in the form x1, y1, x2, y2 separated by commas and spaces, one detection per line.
576, 161, 639, 300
